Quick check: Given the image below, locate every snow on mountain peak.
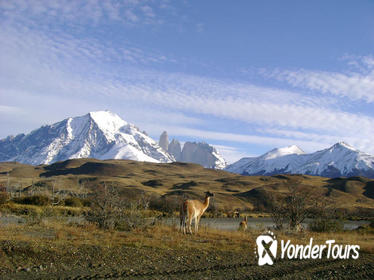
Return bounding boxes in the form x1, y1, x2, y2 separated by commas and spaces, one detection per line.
263, 145, 304, 160
0, 111, 174, 165
89, 111, 127, 135
331, 142, 357, 151
226, 142, 374, 178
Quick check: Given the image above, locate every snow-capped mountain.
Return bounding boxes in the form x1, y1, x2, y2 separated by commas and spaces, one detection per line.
0, 111, 174, 165
225, 142, 374, 178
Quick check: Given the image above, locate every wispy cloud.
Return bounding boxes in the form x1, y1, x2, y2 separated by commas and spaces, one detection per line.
265, 56, 374, 103
0, 0, 164, 26
0, 105, 23, 114
212, 145, 254, 164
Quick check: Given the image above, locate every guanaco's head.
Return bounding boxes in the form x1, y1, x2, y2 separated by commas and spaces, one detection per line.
204, 191, 214, 198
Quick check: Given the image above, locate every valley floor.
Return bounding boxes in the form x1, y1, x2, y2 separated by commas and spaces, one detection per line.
0, 218, 373, 280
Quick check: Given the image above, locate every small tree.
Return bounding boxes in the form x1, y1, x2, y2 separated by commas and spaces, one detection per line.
86, 184, 150, 230
270, 194, 287, 230
50, 180, 67, 205
285, 184, 310, 230
86, 183, 122, 229
270, 180, 314, 231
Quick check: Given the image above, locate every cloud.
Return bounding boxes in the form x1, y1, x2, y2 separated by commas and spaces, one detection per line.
266, 57, 374, 103
212, 145, 254, 164
0, 0, 164, 26
0, 105, 23, 114
150, 125, 328, 152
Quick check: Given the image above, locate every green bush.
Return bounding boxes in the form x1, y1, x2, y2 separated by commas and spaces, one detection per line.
369, 220, 374, 228
309, 218, 344, 232
4, 203, 42, 216
0, 192, 9, 205
81, 198, 91, 207
13, 195, 50, 206
64, 197, 83, 207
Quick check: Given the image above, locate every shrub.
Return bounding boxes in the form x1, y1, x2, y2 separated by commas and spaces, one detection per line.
81, 198, 91, 207
142, 180, 163, 187
13, 195, 50, 206
0, 192, 9, 205
3, 203, 43, 216
309, 218, 344, 232
369, 220, 374, 228
64, 197, 83, 207
85, 184, 150, 231
149, 195, 179, 215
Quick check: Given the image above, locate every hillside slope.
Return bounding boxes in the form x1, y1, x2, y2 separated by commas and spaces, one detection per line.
1, 159, 373, 213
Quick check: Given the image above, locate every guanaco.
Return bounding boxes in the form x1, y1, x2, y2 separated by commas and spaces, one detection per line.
180, 191, 214, 234
238, 215, 248, 231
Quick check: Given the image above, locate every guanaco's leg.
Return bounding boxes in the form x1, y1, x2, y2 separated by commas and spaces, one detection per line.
194, 216, 198, 233
196, 215, 202, 233
187, 215, 193, 234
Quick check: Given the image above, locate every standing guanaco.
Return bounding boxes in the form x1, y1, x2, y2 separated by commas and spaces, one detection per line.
239, 215, 248, 231
180, 191, 214, 234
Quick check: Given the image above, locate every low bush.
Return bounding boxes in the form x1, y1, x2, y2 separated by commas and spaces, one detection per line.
81, 198, 91, 207
13, 195, 50, 206
0, 202, 86, 217
149, 195, 180, 215
1, 203, 43, 216
0, 192, 9, 205
309, 218, 344, 232
64, 197, 83, 207
85, 184, 151, 231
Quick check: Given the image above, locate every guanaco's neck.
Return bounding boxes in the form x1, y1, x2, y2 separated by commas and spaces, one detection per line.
203, 196, 211, 210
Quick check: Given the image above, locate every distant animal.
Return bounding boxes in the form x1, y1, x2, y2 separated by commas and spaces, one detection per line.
295, 223, 304, 233
233, 210, 240, 218
239, 215, 248, 231
180, 191, 214, 234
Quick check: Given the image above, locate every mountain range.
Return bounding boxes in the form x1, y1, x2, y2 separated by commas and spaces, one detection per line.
226, 142, 374, 178
1, 110, 374, 178
0, 111, 225, 169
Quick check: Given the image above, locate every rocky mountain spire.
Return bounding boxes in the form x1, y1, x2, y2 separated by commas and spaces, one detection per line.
168, 139, 182, 161
158, 131, 169, 151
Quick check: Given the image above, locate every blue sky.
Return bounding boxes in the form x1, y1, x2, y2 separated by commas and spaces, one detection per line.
1, 0, 374, 163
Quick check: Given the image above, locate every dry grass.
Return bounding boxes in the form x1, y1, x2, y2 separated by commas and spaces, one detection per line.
0, 203, 88, 217
0, 218, 372, 254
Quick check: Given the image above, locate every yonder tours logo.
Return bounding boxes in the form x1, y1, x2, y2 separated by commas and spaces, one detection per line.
255, 231, 360, 266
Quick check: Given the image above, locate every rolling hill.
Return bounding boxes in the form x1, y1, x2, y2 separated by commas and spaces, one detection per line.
1, 159, 373, 214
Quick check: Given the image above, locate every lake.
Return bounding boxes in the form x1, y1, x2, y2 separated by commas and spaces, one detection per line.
165, 217, 370, 231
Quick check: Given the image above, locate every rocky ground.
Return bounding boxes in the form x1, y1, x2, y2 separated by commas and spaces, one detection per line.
2, 247, 373, 280
0, 222, 373, 280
